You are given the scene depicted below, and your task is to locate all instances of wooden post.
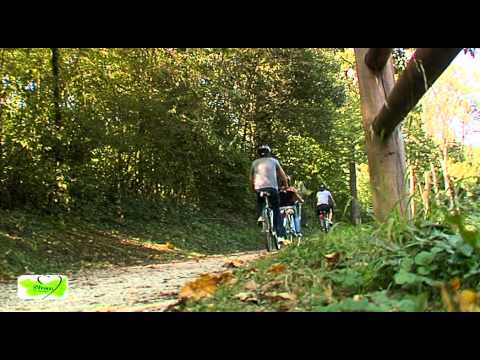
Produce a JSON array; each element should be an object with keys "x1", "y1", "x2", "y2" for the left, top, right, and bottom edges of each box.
[
  {"x1": 365, "y1": 48, "x2": 393, "y2": 72},
  {"x1": 372, "y1": 48, "x2": 462, "y2": 140},
  {"x1": 354, "y1": 48, "x2": 408, "y2": 221}
]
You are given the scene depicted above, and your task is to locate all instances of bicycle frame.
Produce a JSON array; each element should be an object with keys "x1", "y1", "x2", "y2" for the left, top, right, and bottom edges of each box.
[{"x1": 259, "y1": 191, "x2": 279, "y2": 251}]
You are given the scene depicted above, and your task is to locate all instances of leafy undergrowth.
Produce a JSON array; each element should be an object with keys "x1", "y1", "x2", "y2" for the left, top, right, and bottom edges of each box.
[
  {"x1": 175, "y1": 189, "x2": 480, "y2": 312},
  {"x1": 0, "y1": 201, "x2": 261, "y2": 280}
]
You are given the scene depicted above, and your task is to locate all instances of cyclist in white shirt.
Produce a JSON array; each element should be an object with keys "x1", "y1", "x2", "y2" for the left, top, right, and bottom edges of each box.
[{"x1": 316, "y1": 184, "x2": 335, "y2": 224}]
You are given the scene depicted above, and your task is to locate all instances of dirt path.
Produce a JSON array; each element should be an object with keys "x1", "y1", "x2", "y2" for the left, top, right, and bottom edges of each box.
[{"x1": 0, "y1": 251, "x2": 263, "y2": 312}]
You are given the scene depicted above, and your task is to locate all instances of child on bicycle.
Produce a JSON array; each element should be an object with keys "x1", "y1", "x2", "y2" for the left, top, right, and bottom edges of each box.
[{"x1": 279, "y1": 176, "x2": 304, "y2": 236}]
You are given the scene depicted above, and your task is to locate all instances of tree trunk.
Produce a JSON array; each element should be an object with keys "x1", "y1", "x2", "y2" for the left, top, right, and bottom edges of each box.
[
  {"x1": 422, "y1": 170, "x2": 432, "y2": 213},
  {"x1": 50, "y1": 48, "x2": 62, "y2": 163},
  {"x1": 349, "y1": 159, "x2": 361, "y2": 225},
  {"x1": 409, "y1": 165, "x2": 417, "y2": 218},
  {"x1": 354, "y1": 48, "x2": 409, "y2": 221},
  {"x1": 440, "y1": 145, "x2": 455, "y2": 206},
  {"x1": 51, "y1": 48, "x2": 62, "y2": 129},
  {"x1": 0, "y1": 49, "x2": 5, "y2": 176},
  {"x1": 431, "y1": 162, "x2": 440, "y2": 196}
]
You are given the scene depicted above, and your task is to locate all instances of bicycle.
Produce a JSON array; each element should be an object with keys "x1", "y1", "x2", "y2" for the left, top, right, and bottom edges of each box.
[
  {"x1": 259, "y1": 191, "x2": 280, "y2": 252},
  {"x1": 319, "y1": 209, "x2": 331, "y2": 233},
  {"x1": 280, "y1": 202, "x2": 302, "y2": 246}
]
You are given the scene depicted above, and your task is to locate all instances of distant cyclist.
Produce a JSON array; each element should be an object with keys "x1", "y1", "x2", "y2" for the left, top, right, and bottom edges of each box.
[
  {"x1": 250, "y1": 145, "x2": 288, "y2": 244},
  {"x1": 316, "y1": 184, "x2": 335, "y2": 224}
]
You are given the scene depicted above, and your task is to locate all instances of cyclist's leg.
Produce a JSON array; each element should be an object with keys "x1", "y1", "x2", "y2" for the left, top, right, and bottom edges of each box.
[
  {"x1": 256, "y1": 191, "x2": 265, "y2": 221},
  {"x1": 269, "y1": 189, "x2": 286, "y2": 238}
]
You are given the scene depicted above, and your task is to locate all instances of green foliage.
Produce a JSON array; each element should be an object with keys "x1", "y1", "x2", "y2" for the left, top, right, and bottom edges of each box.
[
  {"x1": 0, "y1": 48, "x2": 348, "y2": 215},
  {"x1": 0, "y1": 202, "x2": 262, "y2": 280},
  {"x1": 180, "y1": 184, "x2": 480, "y2": 312}
]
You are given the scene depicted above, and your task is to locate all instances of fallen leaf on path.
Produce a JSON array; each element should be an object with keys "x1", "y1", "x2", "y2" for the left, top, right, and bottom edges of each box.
[
  {"x1": 155, "y1": 242, "x2": 176, "y2": 252},
  {"x1": 324, "y1": 252, "x2": 341, "y2": 267},
  {"x1": 179, "y1": 274, "x2": 219, "y2": 300},
  {"x1": 264, "y1": 292, "x2": 297, "y2": 302},
  {"x1": 260, "y1": 280, "x2": 283, "y2": 292},
  {"x1": 217, "y1": 271, "x2": 237, "y2": 286},
  {"x1": 268, "y1": 263, "x2": 286, "y2": 274},
  {"x1": 178, "y1": 271, "x2": 237, "y2": 301},
  {"x1": 234, "y1": 292, "x2": 258, "y2": 303},
  {"x1": 224, "y1": 259, "x2": 245, "y2": 268},
  {"x1": 244, "y1": 280, "x2": 259, "y2": 291},
  {"x1": 128, "y1": 241, "x2": 177, "y2": 252}
]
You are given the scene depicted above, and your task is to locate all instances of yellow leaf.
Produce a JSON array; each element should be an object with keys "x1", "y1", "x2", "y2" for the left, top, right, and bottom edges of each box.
[
  {"x1": 268, "y1": 263, "x2": 286, "y2": 274},
  {"x1": 458, "y1": 290, "x2": 478, "y2": 312},
  {"x1": 179, "y1": 272, "x2": 235, "y2": 301}
]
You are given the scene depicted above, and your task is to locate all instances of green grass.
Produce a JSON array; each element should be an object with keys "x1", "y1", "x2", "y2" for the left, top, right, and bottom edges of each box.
[
  {"x1": 178, "y1": 188, "x2": 480, "y2": 312},
  {"x1": 0, "y1": 201, "x2": 263, "y2": 280},
  {"x1": 178, "y1": 225, "x2": 429, "y2": 312}
]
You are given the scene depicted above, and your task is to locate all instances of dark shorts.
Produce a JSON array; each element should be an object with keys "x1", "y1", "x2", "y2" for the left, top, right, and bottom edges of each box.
[{"x1": 317, "y1": 204, "x2": 332, "y2": 215}]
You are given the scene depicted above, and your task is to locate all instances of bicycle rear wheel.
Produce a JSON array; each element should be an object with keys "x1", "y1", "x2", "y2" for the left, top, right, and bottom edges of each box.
[
  {"x1": 264, "y1": 208, "x2": 279, "y2": 251},
  {"x1": 319, "y1": 214, "x2": 327, "y2": 233},
  {"x1": 286, "y1": 214, "x2": 295, "y2": 244}
]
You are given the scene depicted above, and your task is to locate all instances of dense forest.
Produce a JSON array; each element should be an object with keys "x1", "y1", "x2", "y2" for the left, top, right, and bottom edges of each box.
[
  {"x1": 0, "y1": 48, "x2": 351, "y2": 215},
  {"x1": 1, "y1": 48, "x2": 480, "y2": 312},
  {"x1": 2, "y1": 48, "x2": 478, "y2": 221}
]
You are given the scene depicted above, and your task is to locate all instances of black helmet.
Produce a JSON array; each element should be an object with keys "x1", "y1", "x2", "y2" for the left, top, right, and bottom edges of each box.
[
  {"x1": 319, "y1": 184, "x2": 326, "y2": 191},
  {"x1": 257, "y1": 144, "x2": 271, "y2": 157}
]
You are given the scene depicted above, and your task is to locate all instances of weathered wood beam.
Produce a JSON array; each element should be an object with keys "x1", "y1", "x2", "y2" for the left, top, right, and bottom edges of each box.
[
  {"x1": 365, "y1": 48, "x2": 393, "y2": 72},
  {"x1": 354, "y1": 48, "x2": 408, "y2": 221},
  {"x1": 372, "y1": 48, "x2": 462, "y2": 140}
]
